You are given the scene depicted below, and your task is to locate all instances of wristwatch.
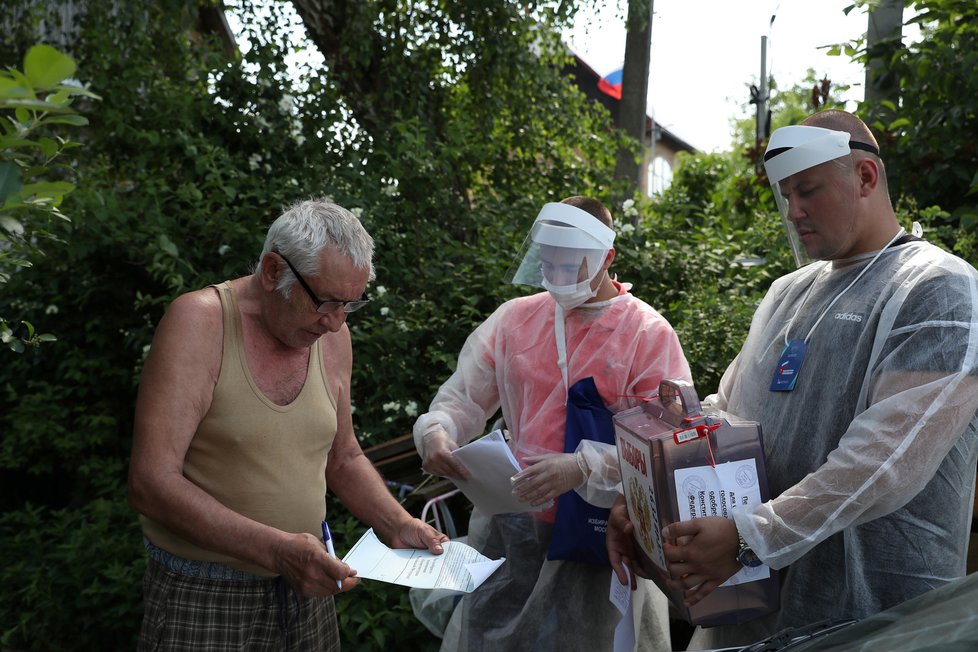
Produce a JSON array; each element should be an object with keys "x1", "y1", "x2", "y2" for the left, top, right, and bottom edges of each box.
[{"x1": 736, "y1": 531, "x2": 763, "y2": 568}]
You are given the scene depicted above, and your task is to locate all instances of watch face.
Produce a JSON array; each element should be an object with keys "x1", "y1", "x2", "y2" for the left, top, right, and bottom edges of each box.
[{"x1": 738, "y1": 548, "x2": 763, "y2": 568}]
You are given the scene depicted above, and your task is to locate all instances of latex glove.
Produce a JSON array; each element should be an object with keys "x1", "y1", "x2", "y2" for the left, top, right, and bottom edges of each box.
[
  {"x1": 510, "y1": 452, "x2": 587, "y2": 507},
  {"x1": 420, "y1": 427, "x2": 471, "y2": 480}
]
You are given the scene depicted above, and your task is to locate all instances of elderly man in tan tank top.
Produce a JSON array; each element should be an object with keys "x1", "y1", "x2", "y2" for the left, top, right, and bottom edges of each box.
[{"x1": 128, "y1": 198, "x2": 448, "y2": 651}]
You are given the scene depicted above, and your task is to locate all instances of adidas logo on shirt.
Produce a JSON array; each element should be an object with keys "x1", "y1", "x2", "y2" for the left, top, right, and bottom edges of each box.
[{"x1": 834, "y1": 312, "x2": 863, "y2": 323}]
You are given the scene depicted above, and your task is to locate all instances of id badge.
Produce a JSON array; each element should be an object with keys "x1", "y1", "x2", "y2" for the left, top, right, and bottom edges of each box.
[{"x1": 770, "y1": 339, "x2": 807, "y2": 391}]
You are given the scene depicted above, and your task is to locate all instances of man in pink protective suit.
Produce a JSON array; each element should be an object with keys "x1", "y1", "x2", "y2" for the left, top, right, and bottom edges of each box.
[{"x1": 413, "y1": 196, "x2": 691, "y2": 651}]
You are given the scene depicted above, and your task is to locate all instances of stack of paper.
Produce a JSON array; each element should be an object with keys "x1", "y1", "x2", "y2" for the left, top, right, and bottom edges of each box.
[{"x1": 450, "y1": 430, "x2": 538, "y2": 515}]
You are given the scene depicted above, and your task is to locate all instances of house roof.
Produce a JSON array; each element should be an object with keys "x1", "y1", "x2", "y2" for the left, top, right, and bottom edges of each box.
[{"x1": 566, "y1": 52, "x2": 698, "y2": 155}]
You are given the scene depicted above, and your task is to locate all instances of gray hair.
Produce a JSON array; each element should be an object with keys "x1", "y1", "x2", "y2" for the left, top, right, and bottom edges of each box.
[{"x1": 256, "y1": 198, "x2": 376, "y2": 297}]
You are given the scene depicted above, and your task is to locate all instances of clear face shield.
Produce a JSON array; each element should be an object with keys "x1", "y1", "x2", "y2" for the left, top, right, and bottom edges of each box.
[
  {"x1": 507, "y1": 203, "x2": 615, "y2": 309},
  {"x1": 764, "y1": 125, "x2": 861, "y2": 267}
]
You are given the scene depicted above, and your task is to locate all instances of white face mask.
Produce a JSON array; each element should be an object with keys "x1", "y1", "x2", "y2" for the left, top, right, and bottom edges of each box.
[{"x1": 542, "y1": 277, "x2": 597, "y2": 310}]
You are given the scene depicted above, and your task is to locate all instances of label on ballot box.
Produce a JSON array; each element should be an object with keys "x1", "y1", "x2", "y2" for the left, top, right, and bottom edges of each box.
[{"x1": 614, "y1": 380, "x2": 779, "y2": 626}]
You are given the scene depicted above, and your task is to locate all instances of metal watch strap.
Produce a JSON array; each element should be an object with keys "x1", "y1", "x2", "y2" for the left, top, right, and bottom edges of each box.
[{"x1": 737, "y1": 531, "x2": 763, "y2": 567}]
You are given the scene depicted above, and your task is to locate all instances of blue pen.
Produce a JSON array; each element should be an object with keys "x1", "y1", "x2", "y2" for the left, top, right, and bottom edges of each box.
[{"x1": 321, "y1": 520, "x2": 344, "y2": 590}]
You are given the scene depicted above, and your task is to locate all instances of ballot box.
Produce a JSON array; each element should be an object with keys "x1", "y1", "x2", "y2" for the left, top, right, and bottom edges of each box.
[{"x1": 614, "y1": 380, "x2": 779, "y2": 626}]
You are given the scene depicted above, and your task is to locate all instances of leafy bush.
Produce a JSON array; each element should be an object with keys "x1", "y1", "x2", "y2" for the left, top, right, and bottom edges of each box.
[
  {"x1": 0, "y1": 498, "x2": 144, "y2": 651},
  {"x1": 613, "y1": 151, "x2": 793, "y2": 395},
  {"x1": 855, "y1": 0, "x2": 978, "y2": 231},
  {"x1": 0, "y1": 43, "x2": 98, "y2": 351}
]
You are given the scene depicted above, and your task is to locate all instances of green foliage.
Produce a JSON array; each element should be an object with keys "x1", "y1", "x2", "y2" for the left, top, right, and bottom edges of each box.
[
  {"x1": 614, "y1": 151, "x2": 793, "y2": 395},
  {"x1": 0, "y1": 498, "x2": 144, "y2": 651},
  {"x1": 1, "y1": 318, "x2": 56, "y2": 352},
  {"x1": 0, "y1": 43, "x2": 97, "y2": 351},
  {"x1": 0, "y1": 43, "x2": 93, "y2": 268},
  {"x1": 849, "y1": 0, "x2": 978, "y2": 238}
]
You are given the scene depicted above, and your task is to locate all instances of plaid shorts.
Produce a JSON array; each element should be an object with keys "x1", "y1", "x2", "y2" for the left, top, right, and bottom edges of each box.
[{"x1": 138, "y1": 557, "x2": 340, "y2": 651}]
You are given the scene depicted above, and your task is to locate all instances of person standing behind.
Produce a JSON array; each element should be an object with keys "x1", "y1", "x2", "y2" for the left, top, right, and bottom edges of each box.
[
  {"x1": 415, "y1": 196, "x2": 691, "y2": 651},
  {"x1": 607, "y1": 110, "x2": 978, "y2": 649},
  {"x1": 128, "y1": 198, "x2": 448, "y2": 651}
]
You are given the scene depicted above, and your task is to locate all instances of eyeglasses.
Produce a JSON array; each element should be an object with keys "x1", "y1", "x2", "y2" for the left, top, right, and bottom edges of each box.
[{"x1": 276, "y1": 252, "x2": 371, "y2": 314}]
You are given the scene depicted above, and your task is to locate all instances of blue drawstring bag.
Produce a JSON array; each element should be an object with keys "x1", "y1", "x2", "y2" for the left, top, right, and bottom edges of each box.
[{"x1": 546, "y1": 376, "x2": 614, "y2": 566}]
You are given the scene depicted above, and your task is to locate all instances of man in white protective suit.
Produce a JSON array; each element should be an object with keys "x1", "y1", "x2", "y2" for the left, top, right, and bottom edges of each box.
[
  {"x1": 607, "y1": 109, "x2": 978, "y2": 650},
  {"x1": 414, "y1": 195, "x2": 692, "y2": 651}
]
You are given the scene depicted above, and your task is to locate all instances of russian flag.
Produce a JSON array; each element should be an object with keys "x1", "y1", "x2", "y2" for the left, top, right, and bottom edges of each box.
[{"x1": 598, "y1": 67, "x2": 623, "y2": 100}]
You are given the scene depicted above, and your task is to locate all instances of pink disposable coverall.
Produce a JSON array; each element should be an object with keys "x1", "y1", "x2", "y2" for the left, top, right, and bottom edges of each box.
[{"x1": 413, "y1": 281, "x2": 691, "y2": 651}]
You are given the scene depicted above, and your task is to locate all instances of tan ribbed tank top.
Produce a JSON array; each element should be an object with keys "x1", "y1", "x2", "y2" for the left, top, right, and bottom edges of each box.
[{"x1": 140, "y1": 281, "x2": 338, "y2": 575}]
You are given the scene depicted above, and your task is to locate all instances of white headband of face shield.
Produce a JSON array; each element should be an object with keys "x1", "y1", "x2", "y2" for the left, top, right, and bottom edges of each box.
[
  {"x1": 763, "y1": 125, "x2": 851, "y2": 183},
  {"x1": 508, "y1": 202, "x2": 616, "y2": 291},
  {"x1": 530, "y1": 202, "x2": 616, "y2": 249}
]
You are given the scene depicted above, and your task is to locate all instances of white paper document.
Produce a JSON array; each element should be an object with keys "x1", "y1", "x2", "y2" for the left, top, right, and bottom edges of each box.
[
  {"x1": 610, "y1": 566, "x2": 636, "y2": 652},
  {"x1": 450, "y1": 430, "x2": 541, "y2": 515},
  {"x1": 674, "y1": 459, "x2": 771, "y2": 585},
  {"x1": 342, "y1": 528, "x2": 505, "y2": 593}
]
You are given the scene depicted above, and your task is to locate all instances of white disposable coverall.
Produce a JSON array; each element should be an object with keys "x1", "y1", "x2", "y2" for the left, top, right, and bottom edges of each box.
[
  {"x1": 413, "y1": 281, "x2": 691, "y2": 652},
  {"x1": 690, "y1": 238, "x2": 978, "y2": 649}
]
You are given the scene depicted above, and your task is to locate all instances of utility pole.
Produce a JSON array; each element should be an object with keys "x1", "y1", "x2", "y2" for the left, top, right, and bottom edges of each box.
[
  {"x1": 751, "y1": 34, "x2": 770, "y2": 174},
  {"x1": 756, "y1": 35, "x2": 769, "y2": 166}
]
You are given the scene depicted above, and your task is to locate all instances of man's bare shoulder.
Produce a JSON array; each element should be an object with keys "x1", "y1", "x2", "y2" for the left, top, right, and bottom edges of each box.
[
  {"x1": 157, "y1": 285, "x2": 224, "y2": 332},
  {"x1": 135, "y1": 285, "x2": 228, "y2": 423},
  {"x1": 148, "y1": 286, "x2": 224, "y2": 363}
]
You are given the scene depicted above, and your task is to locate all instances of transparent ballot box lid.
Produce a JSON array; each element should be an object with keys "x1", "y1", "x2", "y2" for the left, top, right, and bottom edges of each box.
[{"x1": 614, "y1": 380, "x2": 779, "y2": 626}]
